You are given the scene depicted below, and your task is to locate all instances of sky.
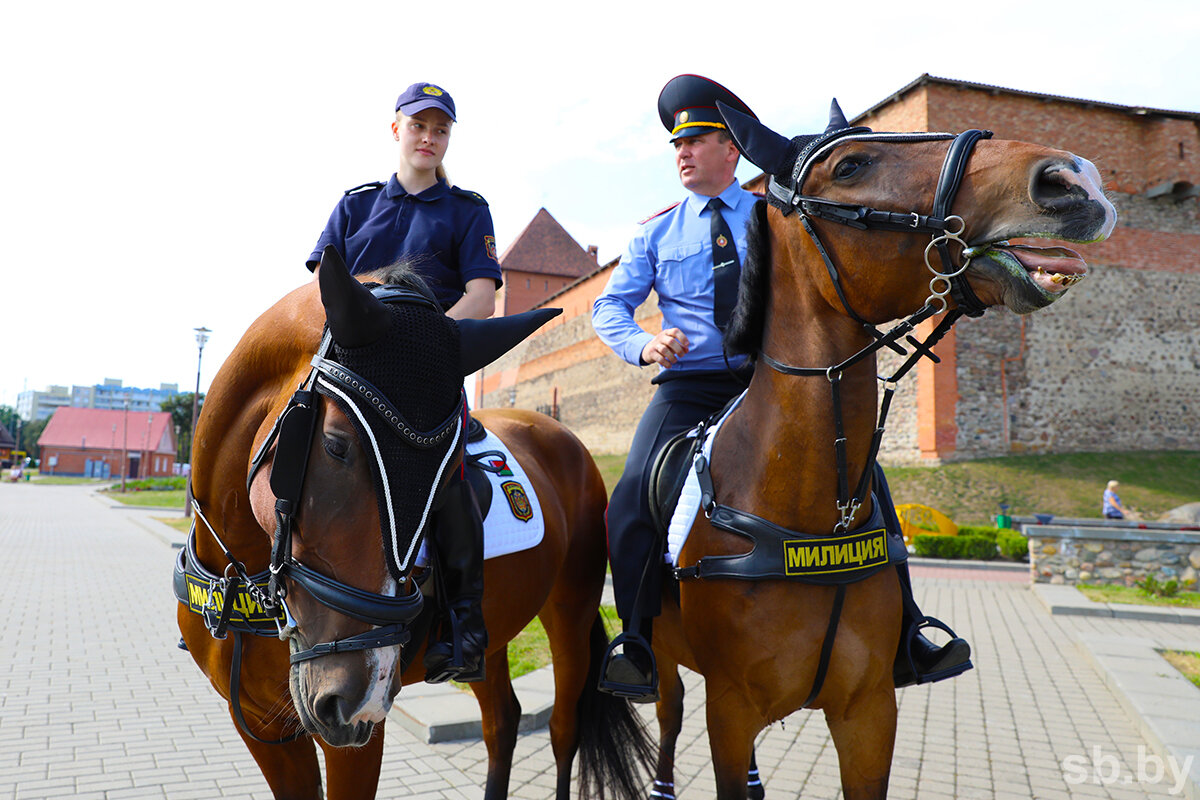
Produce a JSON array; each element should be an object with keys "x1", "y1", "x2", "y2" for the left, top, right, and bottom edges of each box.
[{"x1": 1, "y1": 0, "x2": 1197, "y2": 411}]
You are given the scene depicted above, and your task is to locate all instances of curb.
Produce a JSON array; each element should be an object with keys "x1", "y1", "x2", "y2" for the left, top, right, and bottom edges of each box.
[
  {"x1": 1031, "y1": 583, "x2": 1200, "y2": 625},
  {"x1": 909, "y1": 556, "x2": 1028, "y2": 572},
  {"x1": 390, "y1": 666, "x2": 556, "y2": 744},
  {"x1": 1077, "y1": 633, "x2": 1200, "y2": 800}
]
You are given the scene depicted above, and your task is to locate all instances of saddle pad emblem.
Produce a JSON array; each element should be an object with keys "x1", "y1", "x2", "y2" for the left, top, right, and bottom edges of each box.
[
  {"x1": 487, "y1": 456, "x2": 514, "y2": 476},
  {"x1": 501, "y1": 480, "x2": 534, "y2": 522},
  {"x1": 783, "y1": 528, "x2": 889, "y2": 577}
]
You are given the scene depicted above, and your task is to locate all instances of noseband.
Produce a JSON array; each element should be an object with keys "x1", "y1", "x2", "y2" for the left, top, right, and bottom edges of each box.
[
  {"x1": 758, "y1": 129, "x2": 992, "y2": 531},
  {"x1": 193, "y1": 285, "x2": 464, "y2": 666}
]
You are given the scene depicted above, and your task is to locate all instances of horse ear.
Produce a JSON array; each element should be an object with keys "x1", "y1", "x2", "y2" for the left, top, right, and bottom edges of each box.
[
  {"x1": 717, "y1": 100, "x2": 793, "y2": 176},
  {"x1": 317, "y1": 245, "x2": 393, "y2": 348},
  {"x1": 457, "y1": 308, "x2": 563, "y2": 376},
  {"x1": 826, "y1": 98, "x2": 850, "y2": 132}
]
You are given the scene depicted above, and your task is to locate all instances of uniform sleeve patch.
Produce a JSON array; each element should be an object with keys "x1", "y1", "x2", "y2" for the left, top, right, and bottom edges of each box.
[{"x1": 484, "y1": 235, "x2": 498, "y2": 262}]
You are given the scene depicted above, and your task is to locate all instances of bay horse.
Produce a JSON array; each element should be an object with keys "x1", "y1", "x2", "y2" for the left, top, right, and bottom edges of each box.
[
  {"x1": 176, "y1": 248, "x2": 651, "y2": 799},
  {"x1": 643, "y1": 103, "x2": 1116, "y2": 798}
]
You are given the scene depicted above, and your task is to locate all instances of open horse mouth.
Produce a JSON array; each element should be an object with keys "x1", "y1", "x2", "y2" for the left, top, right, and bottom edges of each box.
[{"x1": 966, "y1": 240, "x2": 1088, "y2": 296}]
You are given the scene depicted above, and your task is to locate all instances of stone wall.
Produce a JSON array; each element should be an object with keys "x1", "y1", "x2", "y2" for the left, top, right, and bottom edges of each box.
[{"x1": 1027, "y1": 523, "x2": 1200, "y2": 586}]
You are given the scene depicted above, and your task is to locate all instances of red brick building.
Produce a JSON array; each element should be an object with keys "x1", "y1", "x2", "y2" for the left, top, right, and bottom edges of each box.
[
  {"x1": 496, "y1": 208, "x2": 599, "y2": 315},
  {"x1": 480, "y1": 75, "x2": 1199, "y2": 462},
  {"x1": 38, "y1": 407, "x2": 178, "y2": 478}
]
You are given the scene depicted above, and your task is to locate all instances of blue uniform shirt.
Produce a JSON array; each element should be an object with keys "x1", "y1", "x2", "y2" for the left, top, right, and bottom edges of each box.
[
  {"x1": 592, "y1": 180, "x2": 755, "y2": 372},
  {"x1": 308, "y1": 175, "x2": 502, "y2": 308}
]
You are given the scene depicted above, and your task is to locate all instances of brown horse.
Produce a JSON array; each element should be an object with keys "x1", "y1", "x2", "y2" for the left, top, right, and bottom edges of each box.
[
  {"x1": 177, "y1": 250, "x2": 651, "y2": 799},
  {"x1": 644, "y1": 105, "x2": 1116, "y2": 798}
]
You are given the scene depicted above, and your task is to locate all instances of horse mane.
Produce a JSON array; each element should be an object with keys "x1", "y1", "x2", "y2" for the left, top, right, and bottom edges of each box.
[
  {"x1": 361, "y1": 260, "x2": 441, "y2": 307},
  {"x1": 723, "y1": 198, "x2": 771, "y2": 356}
]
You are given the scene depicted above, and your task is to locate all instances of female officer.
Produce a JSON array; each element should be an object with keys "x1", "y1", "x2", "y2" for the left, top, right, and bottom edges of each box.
[
  {"x1": 307, "y1": 81, "x2": 501, "y2": 320},
  {"x1": 306, "y1": 82, "x2": 501, "y2": 683}
]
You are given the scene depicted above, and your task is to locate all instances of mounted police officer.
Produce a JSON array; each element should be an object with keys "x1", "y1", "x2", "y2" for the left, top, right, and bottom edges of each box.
[
  {"x1": 307, "y1": 82, "x2": 500, "y2": 683},
  {"x1": 594, "y1": 74, "x2": 972, "y2": 702}
]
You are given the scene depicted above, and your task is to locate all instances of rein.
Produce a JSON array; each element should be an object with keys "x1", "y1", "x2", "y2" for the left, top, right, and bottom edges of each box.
[{"x1": 759, "y1": 129, "x2": 990, "y2": 531}]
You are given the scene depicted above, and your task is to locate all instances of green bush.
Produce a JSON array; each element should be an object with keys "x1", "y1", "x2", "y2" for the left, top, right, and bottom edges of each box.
[
  {"x1": 1137, "y1": 575, "x2": 1181, "y2": 598},
  {"x1": 913, "y1": 534, "x2": 998, "y2": 560},
  {"x1": 109, "y1": 476, "x2": 187, "y2": 492},
  {"x1": 997, "y1": 530, "x2": 1029, "y2": 560},
  {"x1": 956, "y1": 525, "x2": 999, "y2": 541}
]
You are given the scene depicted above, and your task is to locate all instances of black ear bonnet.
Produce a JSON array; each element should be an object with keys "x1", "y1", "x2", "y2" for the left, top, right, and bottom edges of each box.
[{"x1": 315, "y1": 295, "x2": 464, "y2": 580}]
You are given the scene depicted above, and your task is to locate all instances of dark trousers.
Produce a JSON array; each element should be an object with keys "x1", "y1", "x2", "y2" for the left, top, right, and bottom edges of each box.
[{"x1": 607, "y1": 371, "x2": 745, "y2": 622}]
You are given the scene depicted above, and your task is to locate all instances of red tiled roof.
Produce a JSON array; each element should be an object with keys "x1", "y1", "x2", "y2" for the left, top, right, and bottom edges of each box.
[
  {"x1": 38, "y1": 407, "x2": 176, "y2": 454},
  {"x1": 499, "y1": 208, "x2": 597, "y2": 278}
]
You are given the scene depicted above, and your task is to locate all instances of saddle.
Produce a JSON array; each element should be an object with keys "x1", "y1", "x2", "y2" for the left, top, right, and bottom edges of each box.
[{"x1": 462, "y1": 415, "x2": 494, "y2": 519}]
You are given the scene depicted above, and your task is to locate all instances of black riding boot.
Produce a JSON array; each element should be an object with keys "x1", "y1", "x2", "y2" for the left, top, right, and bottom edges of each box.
[
  {"x1": 424, "y1": 479, "x2": 488, "y2": 683},
  {"x1": 892, "y1": 560, "x2": 972, "y2": 687}
]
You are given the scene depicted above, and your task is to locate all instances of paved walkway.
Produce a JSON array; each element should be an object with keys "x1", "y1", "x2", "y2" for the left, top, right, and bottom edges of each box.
[{"x1": 2, "y1": 481, "x2": 1198, "y2": 799}]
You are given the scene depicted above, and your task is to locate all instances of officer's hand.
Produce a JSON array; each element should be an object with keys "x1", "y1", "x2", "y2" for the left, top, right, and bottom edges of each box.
[{"x1": 641, "y1": 328, "x2": 690, "y2": 367}]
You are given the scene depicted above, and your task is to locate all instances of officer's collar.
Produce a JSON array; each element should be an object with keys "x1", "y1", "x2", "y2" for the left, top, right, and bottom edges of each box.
[
  {"x1": 685, "y1": 179, "x2": 745, "y2": 216},
  {"x1": 386, "y1": 174, "x2": 449, "y2": 202}
]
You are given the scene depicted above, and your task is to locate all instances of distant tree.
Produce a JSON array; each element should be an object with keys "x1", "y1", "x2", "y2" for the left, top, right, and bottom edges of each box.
[
  {"x1": 21, "y1": 415, "x2": 50, "y2": 461},
  {"x1": 160, "y1": 392, "x2": 205, "y2": 463},
  {"x1": 0, "y1": 405, "x2": 18, "y2": 435}
]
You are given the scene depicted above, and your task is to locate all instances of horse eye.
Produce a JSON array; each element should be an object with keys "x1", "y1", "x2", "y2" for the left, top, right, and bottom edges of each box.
[
  {"x1": 834, "y1": 157, "x2": 867, "y2": 179},
  {"x1": 323, "y1": 435, "x2": 349, "y2": 460}
]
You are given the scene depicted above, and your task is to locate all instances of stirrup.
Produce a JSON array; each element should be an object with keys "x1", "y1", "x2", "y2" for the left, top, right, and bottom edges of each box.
[
  {"x1": 895, "y1": 615, "x2": 973, "y2": 687},
  {"x1": 424, "y1": 607, "x2": 486, "y2": 684},
  {"x1": 597, "y1": 632, "x2": 659, "y2": 702}
]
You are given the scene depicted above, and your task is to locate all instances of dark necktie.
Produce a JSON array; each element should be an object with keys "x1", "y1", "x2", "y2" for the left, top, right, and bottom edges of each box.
[{"x1": 707, "y1": 198, "x2": 740, "y2": 332}]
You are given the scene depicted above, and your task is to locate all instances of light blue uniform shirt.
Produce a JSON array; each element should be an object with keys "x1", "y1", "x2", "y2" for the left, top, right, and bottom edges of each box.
[{"x1": 592, "y1": 180, "x2": 756, "y2": 372}]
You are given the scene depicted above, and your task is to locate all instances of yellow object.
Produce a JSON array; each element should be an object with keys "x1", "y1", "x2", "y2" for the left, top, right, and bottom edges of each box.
[{"x1": 895, "y1": 504, "x2": 958, "y2": 545}]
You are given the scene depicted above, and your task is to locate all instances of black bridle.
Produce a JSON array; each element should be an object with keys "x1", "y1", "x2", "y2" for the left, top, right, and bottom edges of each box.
[
  {"x1": 194, "y1": 285, "x2": 464, "y2": 666},
  {"x1": 758, "y1": 129, "x2": 992, "y2": 531}
]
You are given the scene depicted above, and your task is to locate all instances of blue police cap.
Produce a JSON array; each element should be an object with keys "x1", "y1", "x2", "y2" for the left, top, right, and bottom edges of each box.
[
  {"x1": 395, "y1": 82, "x2": 457, "y2": 122},
  {"x1": 657, "y1": 74, "x2": 756, "y2": 142}
]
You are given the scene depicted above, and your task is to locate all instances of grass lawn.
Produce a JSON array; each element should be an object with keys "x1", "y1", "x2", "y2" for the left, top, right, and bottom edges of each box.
[
  {"x1": 1077, "y1": 583, "x2": 1200, "y2": 609},
  {"x1": 104, "y1": 488, "x2": 187, "y2": 507},
  {"x1": 884, "y1": 450, "x2": 1200, "y2": 525},
  {"x1": 1161, "y1": 650, "x2": 1200, "y2": 690},
  {"x1": 504, "y1": 605, "x2": 621, "y2": 680}
]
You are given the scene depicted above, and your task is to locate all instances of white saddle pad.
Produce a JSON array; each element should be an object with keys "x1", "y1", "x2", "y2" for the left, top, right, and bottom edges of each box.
[
  {"x1": 665, "y1": 392, "x2": 745, "y2": 566},
  {"x1": 416, "y1": 428, "x2": 545, "y2": 565}
]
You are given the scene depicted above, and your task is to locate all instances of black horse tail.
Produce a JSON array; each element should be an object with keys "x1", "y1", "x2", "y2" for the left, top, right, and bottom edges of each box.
[{"x1": 576, "y1": 614, "x2": 655, "y2": 800}]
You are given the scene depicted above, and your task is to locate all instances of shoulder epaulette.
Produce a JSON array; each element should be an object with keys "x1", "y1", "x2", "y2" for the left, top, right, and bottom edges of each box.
[
  {"x1": 639, "y1": 201, "x2": 682, "y2": 225},
  {"x1": 344, "y1": 181, "x2": 385, "y2": 196},
  {"x1": 449, "y1": 185, "x2": 489, "y2": 206}
]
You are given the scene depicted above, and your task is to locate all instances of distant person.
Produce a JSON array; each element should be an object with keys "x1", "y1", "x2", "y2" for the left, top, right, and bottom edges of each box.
[{"x1": 1103, "y1": 480, "x2": 1130, "y2": 519}]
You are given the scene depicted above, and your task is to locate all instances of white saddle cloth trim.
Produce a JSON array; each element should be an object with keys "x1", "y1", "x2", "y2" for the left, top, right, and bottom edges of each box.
[
  {"x1": 665, "y1": 391, "x2": 746, "y2": 566},
  {"x1": 416, "y1": 428, "x2": 545, "y2": 566}
]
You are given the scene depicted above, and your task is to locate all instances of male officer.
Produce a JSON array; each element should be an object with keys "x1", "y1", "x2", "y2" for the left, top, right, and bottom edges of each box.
[
  {"x1": 593, "y1": 74, "x2": 758, "y2": 700},
  {"x1": 594, "y1": 75, "x2": 972, "y2": 702}
]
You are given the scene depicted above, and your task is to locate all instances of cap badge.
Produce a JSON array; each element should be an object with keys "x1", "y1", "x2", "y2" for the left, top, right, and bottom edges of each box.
[
  {"x1": 678, "y1": 110, "x2": 690, "y2": 123},
  {"x1": 422, "y1": 85, "x2": 444, "y2": 97}
]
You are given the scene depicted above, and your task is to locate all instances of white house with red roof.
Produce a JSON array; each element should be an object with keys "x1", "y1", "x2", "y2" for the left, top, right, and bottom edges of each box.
[{"x1": 38, "y1": 407, "x2": 177, "y2": 478}]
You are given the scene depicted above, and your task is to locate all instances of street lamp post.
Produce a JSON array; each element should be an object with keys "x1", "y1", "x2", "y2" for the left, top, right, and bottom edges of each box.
[
  {"x1": 185, "y1": 326, "x2": 210, "y2": 518},
  {"x1": 121, "y1": 396, "x2": 129, "y2": 493}
]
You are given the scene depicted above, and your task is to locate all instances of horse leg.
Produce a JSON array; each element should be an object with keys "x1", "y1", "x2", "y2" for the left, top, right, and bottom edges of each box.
[
  {"x1": 539, "y1": 598, "x2": 599, "y2": 798},
  {"x1": 704, "y1": 688, "x2": 764, "y2": 800},
  {"x1": 747, "y1": 748, "x2": 764, "y2": 800},
  {"x1": 319, "y1": 723, "x2": 386, "y2": 800},
  {"x1": 824, "y1": 686, "x2": 896, "y2": 800},
  {"x1": 237, "y1": 729, "x2": 323, "y2": 800},
  {"x1": 470, "y1": 647, "x2": 521, "y2": 800},
  {"x1": 651, "y1": 660, "x2": 684, "y2": 800}
]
